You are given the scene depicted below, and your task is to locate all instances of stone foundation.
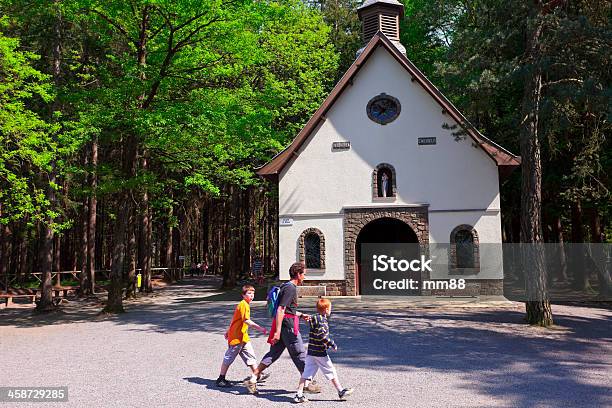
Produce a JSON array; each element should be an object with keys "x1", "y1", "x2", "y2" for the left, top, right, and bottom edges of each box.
[
  {"x1": 299, "y1": 279, "x2": 503, "y2": 297},
  {"x1": 424, "y1": 279, "x2": 503, "y2": 296},
  {"x1": 296, "y1": 207, "x2": 502, "y2": 299},
  {"x1": 343, "y1": 206, "x2": 429, "y2": 296},
  {"x1": 299, "y1": 280, "x2": 348, "y2": 297}
]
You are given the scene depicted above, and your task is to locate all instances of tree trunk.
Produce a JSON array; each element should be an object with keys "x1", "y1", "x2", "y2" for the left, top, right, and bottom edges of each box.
[
  {"x1": 202, "y1": 201, "x2": 209, "y2": 267},
  {"x1": 96, "y1": 200, "x2": 104, "y2": 272},
  {"x1": 37, "y1": 220, "x2": 55, "y2": 311},
  {"x1": 271, "y1": 186, "x2": 279, "y2": 276},
  {"x1": 37, "y1": 1, "x2": 63, "y2": 312},
  {"x1": 79, "y1": 200, "x2": 89, "y2": 295},
  {"x1": 53, "y1": 233, "x2": 61, "y2": 286},
  {"x1": 263, "y1": 194, "x2": 269, "y2": 276},
  {"x1": 588, "y1": 207, "x2": 611, "y2": 297},
  {"x1": 87, "y1": 136, "x2": 98, "y2": 294},
  {"x1": 162, "y1": 206, "x2": 173, "y2": 268},
  {"x1": 570, "y1": 201, "x2": 584, "y2": 242},
  {"x1": 173, "y1": 218, "x2": 181, "y2": 271},
  {"x1": 242, "y1": 189, "x2": 251, "y2": 278},
  {"x1": 520, "y1": 12, "x2": 552, "y2": 326},
  {"x1": 570, "y1": 201, "x2": 589, "y2": 290},
  {"x1": 143, "y1": 204, "x2": 152, "y2": 291},
  {"x1": 8, "y1": 229, "x2": 18, "y2": 280},
  {"x1": 126, "y1": 211, "x2": 137, "y2": 299},
  {"x1": 551, "y1": 214, "x2": 568, "y2": 282},
  {"x1": 105, "y1": 200, "x2": 128, "y2": 313},
  {"x1": 222, "y1": 186, "x2": 236, "y2": 288},
  {"x1": 160, "y1": 220, "x2": 168, "y2": 267},
  {"x1": 18, "y1": 226, "x2": 28, "y2": 284},
  {"x1": 105, "y1": 131, "x2": 137, "y2": 313},
  {"x1": 0, "y1": 216, "x2": 10, "y2": 291}
]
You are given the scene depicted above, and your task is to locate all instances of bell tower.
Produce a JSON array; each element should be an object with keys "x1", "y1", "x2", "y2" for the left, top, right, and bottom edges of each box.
[{"x1": 357, "y1": 0, "x2": 406, "y2": 56}]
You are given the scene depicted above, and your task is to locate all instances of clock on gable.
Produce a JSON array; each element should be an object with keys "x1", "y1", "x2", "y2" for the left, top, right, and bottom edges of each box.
[{"x1": 366, "y1": 93, "x2": 401, "y2": 125}]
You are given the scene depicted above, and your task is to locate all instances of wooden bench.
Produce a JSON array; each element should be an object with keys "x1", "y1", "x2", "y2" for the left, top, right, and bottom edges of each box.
[
  {"x1": 0, "y1": 290, "x2": 38, "y2": 307},
  {"x1": 52, "y1": 286, "x2": 80, "y2": 298}
]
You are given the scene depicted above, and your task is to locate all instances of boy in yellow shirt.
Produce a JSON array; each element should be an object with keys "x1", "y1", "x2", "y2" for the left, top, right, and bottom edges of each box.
[{"x1": 216, "y1": 285, "x2": 268, "y2": 388}]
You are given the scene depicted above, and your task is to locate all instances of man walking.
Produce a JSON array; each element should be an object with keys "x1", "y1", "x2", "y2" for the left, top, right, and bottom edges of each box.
[{"x1": 244, "y1": 262, "x2": 320, "y2": 394}]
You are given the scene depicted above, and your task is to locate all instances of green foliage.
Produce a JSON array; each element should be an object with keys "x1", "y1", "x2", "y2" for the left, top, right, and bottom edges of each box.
[
  {"x1": 437, "y1": 0, "x2": 610, "y2": 224},
  {"x1": 400, "y1": 0, "x2": 459, "y2": 80},
  {"x1": 69, "y1": 0, "x2": 338, "y2": 203},
  {"x1": 307, "y1": 0, "x2": 362, "y2": 78},
  {"x1": 0, "y1": 30, "x2": 60, "y2": 224}
]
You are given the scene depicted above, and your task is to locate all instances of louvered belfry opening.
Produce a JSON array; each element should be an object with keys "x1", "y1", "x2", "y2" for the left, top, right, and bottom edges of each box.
[
  {"x1": 362, "y1": 13, "x2": 379, "y2": 42},
  {"x1": 380, "y1": 13, "x2": 399, "y2": 40},
  {"x1": 358, "y1": 0, "x2": 404, "y2": 45}
]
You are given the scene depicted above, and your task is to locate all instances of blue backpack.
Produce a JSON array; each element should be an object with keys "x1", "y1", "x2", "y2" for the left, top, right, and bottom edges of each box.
[{"x1": 266, "y1": 283, "x2": 287, "y2": 318}]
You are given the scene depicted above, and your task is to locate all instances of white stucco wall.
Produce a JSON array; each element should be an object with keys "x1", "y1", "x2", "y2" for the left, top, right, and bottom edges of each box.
[
  {"x1": 278, "y1": 216, "x2": 345, "y2": 281},
  {"x1": 429, "y1": 210, "x2": 503, "y2": 279},
  {"x1": 277, "y1": 46, "x2": 503, "y2": 281},
  {"x1": 429, "y1": 210, "x2": 502, "y2": 244},
  {"x1": 279, "y1": 46, "x2": 500, "y2": 217}
]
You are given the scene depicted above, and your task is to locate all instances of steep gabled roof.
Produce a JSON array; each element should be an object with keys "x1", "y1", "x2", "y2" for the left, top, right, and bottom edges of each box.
[{"x1": 257, "y1": 32, "x2": 520, "y2": 179}]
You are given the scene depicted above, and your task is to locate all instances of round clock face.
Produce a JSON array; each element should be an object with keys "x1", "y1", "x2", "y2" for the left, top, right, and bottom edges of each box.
[{"x1": 367, "y1": 93, "x2": 401, "y2": 125}]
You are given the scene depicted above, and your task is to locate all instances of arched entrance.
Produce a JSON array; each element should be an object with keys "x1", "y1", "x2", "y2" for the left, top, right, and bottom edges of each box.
[
  {"x1": 343, "y1": 206, "x2": 429, "y2": 296},
  {"x1": 356, "y1": 217, "x2": 421, "y2": 295}
]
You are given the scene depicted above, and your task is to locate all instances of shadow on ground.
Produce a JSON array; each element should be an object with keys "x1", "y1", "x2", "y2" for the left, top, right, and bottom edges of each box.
[
  {"x1": 2, "y1": 276, "x2": 611, "y2": 407},
  {"x1": 183, "y1": 377, "x2": 292, "y2": 402}
]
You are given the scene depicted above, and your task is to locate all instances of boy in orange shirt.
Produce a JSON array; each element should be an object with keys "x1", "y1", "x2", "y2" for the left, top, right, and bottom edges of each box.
[{"x1": 216, "y1": 285, "x2": 268, "y2": 388}]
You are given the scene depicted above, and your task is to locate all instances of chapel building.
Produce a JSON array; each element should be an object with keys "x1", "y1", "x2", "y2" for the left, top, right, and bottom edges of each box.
[{"x1": 257, "y1": 0, "x2": 520, "y2": 297}]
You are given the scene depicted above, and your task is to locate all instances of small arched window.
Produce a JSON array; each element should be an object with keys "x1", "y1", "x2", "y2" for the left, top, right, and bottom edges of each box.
[
  {"x1": 299, "y1": 228, "x2": 325, "y2": 270},
  {"x1": 372, "y1": 163, "x2": 397, "y2": 199},
  {"x1": 455, "y1": 230, "x2": 475, "y2": 268},
  {"x1": 304, "y1": 233, "x2": 321, "y2": 269},
  {"x1": 450, "y1": 225, "x2": 480, "y2": 272}
]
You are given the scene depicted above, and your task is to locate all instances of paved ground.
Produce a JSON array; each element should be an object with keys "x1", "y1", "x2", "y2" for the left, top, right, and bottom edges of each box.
[{"x1": 1, "y1": 277, "x2": 611, "y2": 408}]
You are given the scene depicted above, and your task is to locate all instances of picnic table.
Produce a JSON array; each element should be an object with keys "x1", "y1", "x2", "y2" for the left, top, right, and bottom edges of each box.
[
  {"x1": 0, "y1": 286, "x2": 80, "y2": 308},
  {"x1": 0, "y1": 289, "x2": 38, "y2": 307}
]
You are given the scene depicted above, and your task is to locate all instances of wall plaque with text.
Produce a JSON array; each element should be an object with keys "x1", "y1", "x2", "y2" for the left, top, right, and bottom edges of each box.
[
  {"x1": 418, "y1": 137, "x2": 437, "y2": 145},
  {"x1": 332, "y1": 141, "x2": 351, "y2": 150},
  {"x1": 279, "y1": 218, "x2": 293, "y2": 226}
]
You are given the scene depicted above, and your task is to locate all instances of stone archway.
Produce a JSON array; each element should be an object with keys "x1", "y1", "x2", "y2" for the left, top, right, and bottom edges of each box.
[{"x1": 343, "y1": 206, "x2": 429, "y2": 295}]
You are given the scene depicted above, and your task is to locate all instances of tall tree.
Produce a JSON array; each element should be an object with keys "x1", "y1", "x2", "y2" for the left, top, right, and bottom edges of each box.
[
  {"x1": 519, "y1": 1, "x2": 557, "y2": 327},
  {"x1": 0, "y1": 29, "x2": 61, "y2": 309},
  {"x1": 438, "y1": 0, "x2": 610, "y2": 324},
  {"x1": 69, "y1": 0, "x2": 337, "y2": 312}
]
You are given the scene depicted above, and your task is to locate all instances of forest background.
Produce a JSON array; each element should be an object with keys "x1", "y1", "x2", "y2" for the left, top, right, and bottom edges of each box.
[{"x1": 0, "y1": 0, "x2": 609, "y2": 320}]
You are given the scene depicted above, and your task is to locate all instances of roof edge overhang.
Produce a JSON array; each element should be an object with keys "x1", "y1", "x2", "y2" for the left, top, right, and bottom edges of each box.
[{"x1": 256, "y1": 32, "x2": 520, "y2": 180}]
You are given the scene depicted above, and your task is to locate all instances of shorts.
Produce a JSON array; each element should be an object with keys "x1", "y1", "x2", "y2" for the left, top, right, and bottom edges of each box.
[
  {"x1": 223, "y1": 342, "x2": 257, "y2": 367},
  {"x1": 301, "y1": 355, "x2": 337, "y2": 380}
]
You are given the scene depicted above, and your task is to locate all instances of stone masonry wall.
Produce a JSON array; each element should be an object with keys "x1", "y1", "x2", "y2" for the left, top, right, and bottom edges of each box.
[{"x1": 343, "y1": 206, "x2": 429, "y2": 296}]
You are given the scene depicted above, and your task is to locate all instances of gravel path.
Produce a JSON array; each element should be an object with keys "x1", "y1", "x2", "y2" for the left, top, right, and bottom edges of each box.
[{"x1": 1, "y1": 277, "x2": 610, "y2": 408}]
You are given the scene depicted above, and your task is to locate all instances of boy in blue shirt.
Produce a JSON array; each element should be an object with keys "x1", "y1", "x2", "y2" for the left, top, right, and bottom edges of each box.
[{"x1": 293, "y1": 298, "x2": 353, "y2": 403}]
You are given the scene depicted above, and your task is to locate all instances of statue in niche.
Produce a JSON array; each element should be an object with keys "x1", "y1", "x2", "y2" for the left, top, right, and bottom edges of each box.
[
  {"x1": 378, "y1": 171, "x2": 393, "y2": 197},
  {"x1": 381, "y1": 173, "x2": 389, "y2": 197},
  {"x1": 376, "y1": 167, "x2": 394, "y2": 197}
]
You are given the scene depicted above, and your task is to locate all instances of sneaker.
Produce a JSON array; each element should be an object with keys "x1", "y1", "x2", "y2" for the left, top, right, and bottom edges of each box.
[
  {"x1": 338, "y1": 388, "x2": 354, "y2": 400},
  {"x1": 257, "y1": 372, "x2": 270, "y2": 383},
  {"x1": 293, "y1": 394, "x2": 309, "y2": 403},
  {"x1": 243, "y1": 379, "x2": 258, "y2": 395},
  {"x1": 215, "y1": 378, "x2": 232, "y2": 388},
  {"x1": 303, "y1": 381, "x2": 321, "y2": 394}
]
